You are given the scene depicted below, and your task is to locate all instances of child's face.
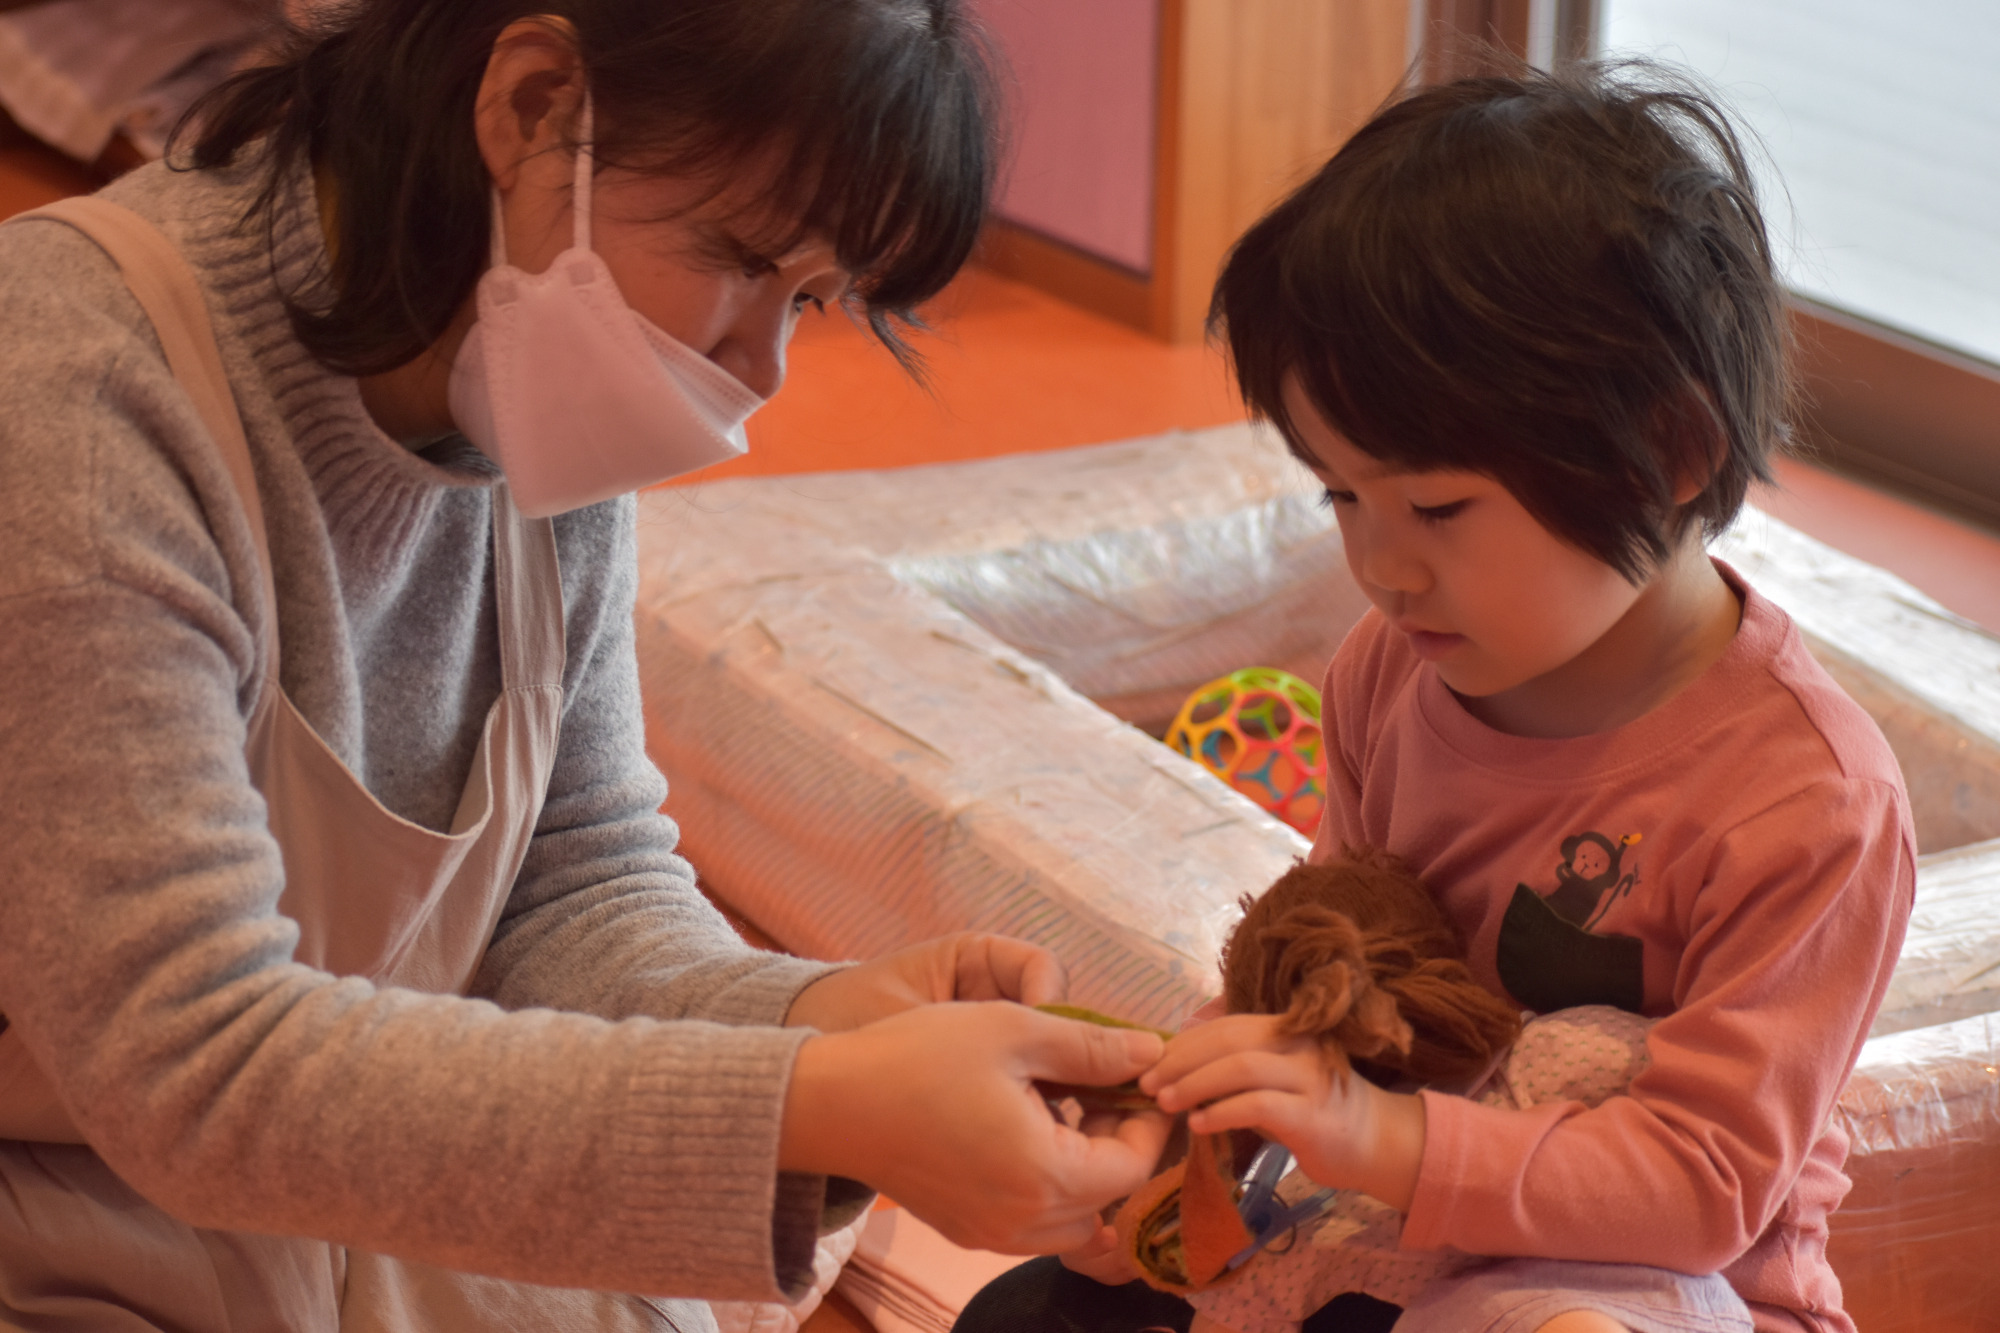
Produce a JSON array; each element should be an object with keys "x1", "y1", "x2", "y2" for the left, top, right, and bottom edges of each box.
[{"x1": 1285, "y1": 381, "x2": 1658, "y2": 725}]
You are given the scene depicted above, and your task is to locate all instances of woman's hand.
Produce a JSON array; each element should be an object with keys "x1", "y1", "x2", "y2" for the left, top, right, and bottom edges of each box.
[
  {"x1": 1058, "y1": 1222, "x2": 1140, "y2": 1285},
  {"x1": 1138, "y1": 1013, "x2": 1427, "y2": 1213},
  {"x1": 780, "y1": 1001, "x2": 1172, "y2": 1254},
  {"x1": 784, "y1": 932, "x2": 1066, "y2": 1032}
]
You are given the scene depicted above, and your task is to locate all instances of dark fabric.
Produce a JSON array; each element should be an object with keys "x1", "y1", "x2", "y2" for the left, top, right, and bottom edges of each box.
[{"x1": 951, "y1": 1256, "x2": 1404, "y2": 1333}]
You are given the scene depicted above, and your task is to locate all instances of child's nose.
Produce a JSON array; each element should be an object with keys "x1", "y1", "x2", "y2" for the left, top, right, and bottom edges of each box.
[{"x1": 1349, "y1": 522, "x2": 1430, "y2": 597}]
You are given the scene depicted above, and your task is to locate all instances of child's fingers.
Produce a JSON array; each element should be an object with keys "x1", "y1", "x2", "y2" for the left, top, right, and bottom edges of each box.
[
  {"x1": 1150, "y1": 1046, "x2": 1323, "y2": 1114},
  {"x1": 1137, "y1": 1012, "x2": 1294, "y2": 1092},
  {"x1": 1183, "y1": 1087, "x2": 1312, "y2": 1140}
]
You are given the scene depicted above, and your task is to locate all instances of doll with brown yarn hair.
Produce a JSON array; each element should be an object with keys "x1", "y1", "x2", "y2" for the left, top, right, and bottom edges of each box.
[
  {"x1": 1108, "y1": 846, "x2": 1523, "y2": 1298},
  {"x1": 1102, "y1": 848, "x2": 1676, "y2": 1333}
]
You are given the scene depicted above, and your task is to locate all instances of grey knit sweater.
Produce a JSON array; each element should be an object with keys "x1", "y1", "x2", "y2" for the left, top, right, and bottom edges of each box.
[{"x1": 0, "y1": 151, "x2": 846, "y2": 1296}]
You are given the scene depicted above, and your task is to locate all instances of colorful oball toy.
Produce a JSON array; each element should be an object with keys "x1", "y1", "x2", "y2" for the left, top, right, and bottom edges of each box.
[{"x1": 1165, "y1": 668, "x2": 1327, "y2": 836}]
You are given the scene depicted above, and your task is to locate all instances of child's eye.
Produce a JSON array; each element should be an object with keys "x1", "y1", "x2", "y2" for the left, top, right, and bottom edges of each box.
[
  {"x1": 1318, "y1": 488, "x2": 1357, "y2": 509},
  {"x1": 1412, "y1": 500, "x2": 1469, "y2": 524},
  {"x1": 791, "y1": 292, "x2": 827, "y2": 315}
]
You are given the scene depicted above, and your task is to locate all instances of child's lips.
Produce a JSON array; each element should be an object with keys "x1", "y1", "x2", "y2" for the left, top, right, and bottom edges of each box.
[{"x1": 1401, "y1": 626, "x2": 1466, "y2": 659}]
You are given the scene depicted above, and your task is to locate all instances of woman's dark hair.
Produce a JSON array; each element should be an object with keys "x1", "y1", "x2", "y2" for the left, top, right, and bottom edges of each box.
[
  {"x1": 1212, "y1": 59, "x2": 1789, "y2": 580},
  {"x1": 181, "y1": 0, "x2": 999, "y2": 377}
]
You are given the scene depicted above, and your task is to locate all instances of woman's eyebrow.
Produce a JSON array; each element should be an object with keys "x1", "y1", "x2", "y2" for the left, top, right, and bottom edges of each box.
[{"x1": 685, "y1": 221, "x2": 774, "y2": 270}]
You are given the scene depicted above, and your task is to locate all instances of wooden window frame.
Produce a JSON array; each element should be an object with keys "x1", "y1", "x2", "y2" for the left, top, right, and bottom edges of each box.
[{"x1": 978, "y1": 0, "x2": 1412, "y2": 345}]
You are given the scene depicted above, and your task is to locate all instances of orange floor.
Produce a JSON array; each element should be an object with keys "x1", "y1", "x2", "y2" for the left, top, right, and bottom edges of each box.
[{"x1": 724, "y1": 266, "x2": 1243, "y2": 478}]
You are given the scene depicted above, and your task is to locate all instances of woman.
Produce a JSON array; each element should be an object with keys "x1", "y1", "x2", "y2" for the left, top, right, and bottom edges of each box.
[{"x1": 0, "y1": 1, "x2": 1164, "y2": 1325}]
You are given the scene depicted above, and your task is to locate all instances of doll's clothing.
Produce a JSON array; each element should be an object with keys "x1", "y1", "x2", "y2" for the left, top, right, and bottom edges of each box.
[{"x1": 1395, "y1": 1257, "x2": 1753, "y2": 1333}]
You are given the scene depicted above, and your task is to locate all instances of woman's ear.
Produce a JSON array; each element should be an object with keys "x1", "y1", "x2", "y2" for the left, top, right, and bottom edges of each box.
[{"x1": 472, "y1": 17, "x2": 585, "y2": 194}]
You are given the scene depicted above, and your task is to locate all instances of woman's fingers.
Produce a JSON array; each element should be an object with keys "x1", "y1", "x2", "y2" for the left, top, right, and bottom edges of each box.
[
  {"x1": 782, "y1": 932, "x2": 1067, "y2": 1029},
  {"x1": 953, "y1": 933, "x2": 1068, "y2": 1006},
  {"x1": 784, "y1": 1002, "x2": 1170, "y2": 1256},
  {"x1": 1017, "y1": 1006, "x2": 1164, "y2": 1090},
  {"x1": 1095, "y1": 1104, "x2": 1174, "y2": 1167},
  {"x1": 1060, "y1": 1223, "x2": 1139, "y2": 1284}
]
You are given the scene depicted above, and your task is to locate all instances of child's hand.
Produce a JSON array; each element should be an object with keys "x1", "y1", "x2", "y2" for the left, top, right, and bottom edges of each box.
[
  {"x1": 784, "y1": 932, "x2": 1068, "y2": 1032},
  {"x1": 781, "y1": 1001, "x2": 1173, "y2": 1254},
  {"x1": 1138, "y1": 1013, "x2": 1427, "y2": 1213}
]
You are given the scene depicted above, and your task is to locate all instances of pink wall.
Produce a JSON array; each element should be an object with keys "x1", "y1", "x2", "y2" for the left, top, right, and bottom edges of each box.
[{"x1": 972, "y1": 0, "x2": 1158, "y2": 274}]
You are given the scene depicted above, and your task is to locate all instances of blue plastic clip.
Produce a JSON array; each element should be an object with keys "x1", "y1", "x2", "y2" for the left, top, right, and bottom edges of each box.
[{"x1": 1226, "y1": 1143, "x2": 1340, "y2": 1272}]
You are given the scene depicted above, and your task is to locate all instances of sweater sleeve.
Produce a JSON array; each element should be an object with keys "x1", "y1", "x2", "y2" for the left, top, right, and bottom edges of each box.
[
  {"x1": 1401, "y1": 776, "x2": 1914, "y2": 1272},
  {"x1": 464, "y1": 496, "x2": 857, "y2": 1284},
  {"x1": 0, "y1": 222, "x2": 824, "y2": 1301},
  {"x1": 466, "y1": 495, "x2": 838, "y2": 1031}
]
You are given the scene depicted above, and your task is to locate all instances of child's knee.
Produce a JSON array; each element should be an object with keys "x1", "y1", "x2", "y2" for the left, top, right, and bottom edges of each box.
[{"x1": 1533, "y1": 1312, "x2": 1631, "y2": 1333}]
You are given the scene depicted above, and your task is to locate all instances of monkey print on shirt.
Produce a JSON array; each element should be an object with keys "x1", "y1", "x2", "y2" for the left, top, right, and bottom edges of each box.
[{"x1": 1496, "y1": 831, "x2": 1646, "y2": 1014}]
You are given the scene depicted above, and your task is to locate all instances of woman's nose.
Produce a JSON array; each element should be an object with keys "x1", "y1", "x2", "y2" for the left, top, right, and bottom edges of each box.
[
  {"x1": 708, "y1": 329, "x2": 787, "y2": 402},
  {"x1": 704, "y1": 293, "x2": 797, "y2": 401}
]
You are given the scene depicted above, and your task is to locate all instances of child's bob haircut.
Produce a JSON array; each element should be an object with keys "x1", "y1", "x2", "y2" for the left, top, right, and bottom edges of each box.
[{"x1": 1213, "y1": 60, "x2": 1790, "y2": 582}]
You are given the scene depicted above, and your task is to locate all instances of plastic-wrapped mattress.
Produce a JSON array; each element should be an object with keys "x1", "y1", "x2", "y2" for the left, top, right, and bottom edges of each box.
[
  {"x1": 0, "y1": 0, "x2": 269, "y2": 161},
  {"x1": 633, "y1": 424, "x2": 2000, "y2": 1330}
]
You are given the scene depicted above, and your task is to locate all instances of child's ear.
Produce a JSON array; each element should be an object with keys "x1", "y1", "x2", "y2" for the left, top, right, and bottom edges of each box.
[{"x1": 1662, "y1": 381, "x2": 1726, "y2": 507}]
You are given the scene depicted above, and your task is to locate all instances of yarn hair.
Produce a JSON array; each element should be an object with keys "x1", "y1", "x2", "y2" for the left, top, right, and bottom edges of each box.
[{"x1": 1220, "y1": 846, "x2": 1522, "y2": 1085}]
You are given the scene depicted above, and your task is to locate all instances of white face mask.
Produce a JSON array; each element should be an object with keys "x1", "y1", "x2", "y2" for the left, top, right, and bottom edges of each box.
[{"x1": 448, "y1": 94, "x2": 764, "y2": 518}]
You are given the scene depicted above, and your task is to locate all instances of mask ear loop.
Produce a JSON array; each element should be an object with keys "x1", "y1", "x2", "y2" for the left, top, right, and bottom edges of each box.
[
  {"x1": 484, "y1": 87, "x2": 593, "y2": 270},
  {"x1": 488, "y1": 190, "x2": 509, "y2": 269},
  {"x1": 572, "y1": 89, "x2": 594, "y2": 252}
]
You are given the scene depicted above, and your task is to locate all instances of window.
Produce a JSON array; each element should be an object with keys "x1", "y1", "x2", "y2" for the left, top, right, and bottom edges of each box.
[
  {"x1": 1602, "y1": 0, "x2": 2000, "y2": 370},
  {"x1": 1423, "y1": 0, "x2": 2000, "y2": 522}
]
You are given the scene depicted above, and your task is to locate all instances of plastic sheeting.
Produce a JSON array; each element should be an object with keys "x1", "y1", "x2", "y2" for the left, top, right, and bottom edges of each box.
[
  {"x1": 1874, "y1": 838, "x2": 2000, "y2": 1037},
  {"x1": 633, "y1": 424, "x2": 2000, "y2": 1329},
  {"x1": 0, "y1": 0, "x2": 268, "y2": 161},
  {"x1": 1832, "y1": 1012, "x2": 2000, "y2": 1333},
  {"x1": 1716, "y1": 511, "x2": 2000, "y2": 855},
  {"x1": 891, "y1": 494, "x2": 1364, "y2": 734},
  {"x1": 634, "y1": 427, "x2": 1329, "y2": 1029}
]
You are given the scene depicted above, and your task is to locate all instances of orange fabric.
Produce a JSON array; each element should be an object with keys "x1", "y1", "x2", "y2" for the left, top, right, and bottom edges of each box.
[
  {"x1": 1114, "y1": 1131, "x2": 1253, "y2": 1297},
  {"x1": 1176, "y1": 1131, "x2": 1253, "y2": 1290}
]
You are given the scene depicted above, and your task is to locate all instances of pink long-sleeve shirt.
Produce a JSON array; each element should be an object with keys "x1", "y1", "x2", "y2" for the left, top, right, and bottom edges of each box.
[{"x1": 1312, "y1": 563, "x2": 1914, "y2": 1333}]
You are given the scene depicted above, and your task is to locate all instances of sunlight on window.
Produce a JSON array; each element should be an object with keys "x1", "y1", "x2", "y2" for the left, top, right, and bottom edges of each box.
[{"x1": 1601, "y1": 0, "x2": 2000, "y2": 368}]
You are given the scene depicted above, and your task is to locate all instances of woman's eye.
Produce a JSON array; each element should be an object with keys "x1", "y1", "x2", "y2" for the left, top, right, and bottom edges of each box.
[
  {"x1": 1318, "y1": 488, "x2": 1357, "y2": 509},
  {"x1": 1412, "y1": 500, "x2": 1469, "y2": 524},
  {"x1": 792, "y1": 292, "x2": 827, "y2": 315}
]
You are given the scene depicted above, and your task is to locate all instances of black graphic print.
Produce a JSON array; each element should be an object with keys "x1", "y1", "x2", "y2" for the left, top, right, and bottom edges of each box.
[{"x1": 1496, "y1": 831, "x2": 1646, "y2": 1015}]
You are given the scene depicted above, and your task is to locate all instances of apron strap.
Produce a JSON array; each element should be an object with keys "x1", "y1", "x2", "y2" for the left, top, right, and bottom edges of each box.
[
  {"x1": 491, "y1": 488, "x2": 567, "y2": 692},
  {"x1": 17, "y1": 197, "x2": 282, "y2": 675}
]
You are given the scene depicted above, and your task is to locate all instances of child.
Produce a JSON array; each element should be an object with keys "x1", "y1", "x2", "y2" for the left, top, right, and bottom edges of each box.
[{"x1": 957, "y1": 58, "x2": 1915, "y2": 1333}]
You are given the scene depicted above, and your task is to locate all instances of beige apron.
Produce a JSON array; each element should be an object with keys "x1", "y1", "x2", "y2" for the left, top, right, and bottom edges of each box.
[{"x1": 0, "y1": 199, "x2": 701, "y2": 1331}]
